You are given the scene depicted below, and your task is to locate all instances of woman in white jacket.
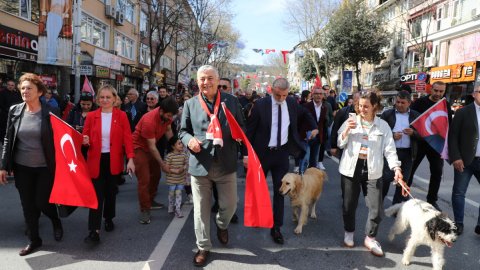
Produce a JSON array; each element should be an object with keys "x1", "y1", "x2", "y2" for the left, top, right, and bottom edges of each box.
[{"x1": 338, "y1": 91, "x2": 402, "y2": 257}]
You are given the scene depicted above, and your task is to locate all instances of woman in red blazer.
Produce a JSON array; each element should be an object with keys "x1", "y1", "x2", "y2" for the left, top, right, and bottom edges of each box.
[{"x1": 82, "y1": 85, "x2": 135, "y2": 244}]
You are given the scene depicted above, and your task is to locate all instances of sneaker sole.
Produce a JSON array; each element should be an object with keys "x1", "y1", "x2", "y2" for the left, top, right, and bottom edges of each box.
[
  {"x1": 344, "y1": 242, "x2": 354, "y2": 248},
  {"x1": 139, "y1": 220, "x2": 151, "y2": 224},
  {"x1": 364, "y1": 243, "x2": 383, "y2": 257}
]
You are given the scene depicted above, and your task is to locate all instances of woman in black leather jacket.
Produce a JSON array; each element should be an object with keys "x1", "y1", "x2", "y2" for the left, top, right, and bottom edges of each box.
[{"x1": 0, "y1": 73, "x2": 63, "y2": 256}]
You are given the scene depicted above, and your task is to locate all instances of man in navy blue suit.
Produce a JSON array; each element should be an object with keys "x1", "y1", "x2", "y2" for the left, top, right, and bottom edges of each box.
[{"x1": 246, "y1": 78, "x2": 317, "y2": 244}]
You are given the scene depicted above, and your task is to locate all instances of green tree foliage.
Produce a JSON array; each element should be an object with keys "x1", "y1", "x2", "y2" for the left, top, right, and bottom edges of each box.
[
  {"x1": 325, "y1": 0, "x2": 390, "y2": 90},
  {"x1": 299, "y1": 51, "x2": 327, "y2": 81}
]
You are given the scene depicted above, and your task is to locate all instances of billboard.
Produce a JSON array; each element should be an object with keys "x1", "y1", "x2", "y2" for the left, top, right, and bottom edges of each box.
[{"x1": 37, "y1": 0, "x2": 73, "y2": 66}]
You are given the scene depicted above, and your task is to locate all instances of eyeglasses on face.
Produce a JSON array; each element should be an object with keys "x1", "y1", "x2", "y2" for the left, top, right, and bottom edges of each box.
[
  {"x1": 81, "y1": 92, "x2": 93, "y2": 97},
  {"x1": 218, "y1": 85, "x2": 228, "y2": 90},
  {"x1": 146, "y1": 97, "x2": 157, "y2": 101}
]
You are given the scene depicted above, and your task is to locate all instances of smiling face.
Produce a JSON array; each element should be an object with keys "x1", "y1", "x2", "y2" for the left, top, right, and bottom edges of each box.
[
  {"x1": 358, "y1": 97, "x2": 376, "y2": 121},
  {"x1": 197, "y1": 69, "x2": 219, "y2": 99},
  {"x1": 97, "y1": 88, "x2": 116, "y2": 111}
]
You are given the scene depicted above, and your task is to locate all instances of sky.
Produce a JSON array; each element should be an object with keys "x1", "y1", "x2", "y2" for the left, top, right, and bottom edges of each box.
[{"x1": 230, "y1": 0, "x2": 300, "y2": 66}]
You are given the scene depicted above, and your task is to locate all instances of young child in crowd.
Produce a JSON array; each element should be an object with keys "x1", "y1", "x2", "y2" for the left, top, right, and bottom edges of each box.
[{"x1": 165, "y1": 136, "x2": 188, "y2": 218}]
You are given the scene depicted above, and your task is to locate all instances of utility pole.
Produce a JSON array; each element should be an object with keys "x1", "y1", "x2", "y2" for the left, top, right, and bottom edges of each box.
[{"x1": 73, "y1": 0, "x2": 83, "y2": 103}]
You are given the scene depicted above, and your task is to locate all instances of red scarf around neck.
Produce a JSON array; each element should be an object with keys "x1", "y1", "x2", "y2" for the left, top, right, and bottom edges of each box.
[{"x1": 198, "y1": 91, "x2": 223, "y2": 147}]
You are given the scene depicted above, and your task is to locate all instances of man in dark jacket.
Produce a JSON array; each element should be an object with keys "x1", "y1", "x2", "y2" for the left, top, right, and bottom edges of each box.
[
  {"x1": 408, "y1": 81, "x2": 452, "y2": 211},
  {"x1": 380, "y1": 90, "x2": 420, "y2": 205},
  {"x1": 0, "y1": 79, "x2": 22, "y2": 144},
  {"x1": 448, "y1": 85, "x2": 480, "y2": 235}
]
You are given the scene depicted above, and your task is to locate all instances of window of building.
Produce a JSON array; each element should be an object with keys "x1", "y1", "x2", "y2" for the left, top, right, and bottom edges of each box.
[
  {"x1": 140, "y1": 43, "x2": 150, "y2": 66},
  {"x1": 0, "y1": 0, "x2": 39, "y2": 22},
  {"x1": 81, "y1": 13, "x2": 108, "y2": 48},
  {"x1": 410, "y1": 18, "x2": 422, "y2": 38},
  {"x1": 117, "y1": 0, "x2": 135, "y2": 23},
  {"x1": 115, "y1": 32, "x2": 135, "y2": 59},
  {"x1": 160, "y1": 55, "x2": 173, "y2": 71},
  {"x1": 140, "y1": 11, "x2": 148, "y2": 32}
]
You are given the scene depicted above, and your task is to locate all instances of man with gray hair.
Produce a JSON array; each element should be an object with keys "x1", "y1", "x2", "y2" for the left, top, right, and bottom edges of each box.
[
  {"x1": 122, "y1": 88, "x2": 147, "y2": 132},
  {"x1": 179, "y1": 65, "x2": 245, "y2": 267},
  {"x1": 246, "y1": 77, "x2": 317, "y2": 244}
]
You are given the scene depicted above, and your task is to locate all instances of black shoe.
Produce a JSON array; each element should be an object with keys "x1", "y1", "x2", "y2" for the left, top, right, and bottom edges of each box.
[
  {"x1": 105, "y1": 219, "x2": 115, "y2": 232},
  {"x1": 270, "y1": 228, "x2": 284, "y2": 245},
  {"x1": 230, "y1": 213, "x2": 239, "y2": 224},
  {"x1": 429, "y1": 202, "x2": 442, "y2": 211},
  {"x1": 475, "y1": 225, "x2": 480, "y2": 235},
  {"x1": 455, "y1": 223, "x2": 464, "y2": 235},
  {"x1": 19, "y1": 240, "x2": 42, "y2": 256},
  {"x1": 84, "y1": 231, "x2": 100, "y2": 244},
  {"x1": 52, "y1": 219, "x2": 63, "y2": 241}
]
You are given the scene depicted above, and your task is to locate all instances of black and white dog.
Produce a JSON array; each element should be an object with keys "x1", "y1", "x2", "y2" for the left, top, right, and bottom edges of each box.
[{"x1": 385, "y1": 199, "x2": 457, "y2": 270}]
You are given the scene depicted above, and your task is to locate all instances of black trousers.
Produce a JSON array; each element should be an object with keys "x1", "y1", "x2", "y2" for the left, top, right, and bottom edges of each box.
[
  {"x1": 88, "y1": 153, "x2": 119, "y2": 231},
  {"x1": 341, "y1": 159, "x2": 383, "y2": 237},
  {"x1": 407, "y1": 141, "x2": 444, "y2": 203},
  {"x1": 14, "y1": 163, "x2": 59, "y2": 243},
  {"x1": 260, "y1": 146, "x2": 289, "y2": 228}
]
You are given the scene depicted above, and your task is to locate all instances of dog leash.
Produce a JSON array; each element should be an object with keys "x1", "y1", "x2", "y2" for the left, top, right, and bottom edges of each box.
[{"x1": 394, "y1": 178, "x2": 430, "y2": 212}]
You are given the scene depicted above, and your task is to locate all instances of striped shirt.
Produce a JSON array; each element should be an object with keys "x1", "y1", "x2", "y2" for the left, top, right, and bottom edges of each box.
[{"x1": 165, "y1": 151, "x2": 188, "y2": 185}]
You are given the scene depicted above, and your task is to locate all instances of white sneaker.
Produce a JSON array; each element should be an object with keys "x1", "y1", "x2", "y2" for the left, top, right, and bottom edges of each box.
[
  {"x1": 344, "y1": 231, "x2": 354, "y2": 247},
  {"x1": 364, "y1": 236, "x2": 383, "y2": 256},
  {"x1": 317, "y1": 162, "x2": 325, "y2": 170},
  {"x1": 293, "y1": 166, "x2": 300, "y2": 174}
]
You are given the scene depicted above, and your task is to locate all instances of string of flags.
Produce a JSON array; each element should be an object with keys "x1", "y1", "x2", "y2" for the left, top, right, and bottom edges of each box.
[{"x1": 205, "y1": 40, "x2": 325, "y2": 65}]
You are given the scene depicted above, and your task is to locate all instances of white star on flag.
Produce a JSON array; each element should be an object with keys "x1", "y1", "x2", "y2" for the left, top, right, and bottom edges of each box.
[{"x1": 68, "y1": 160, "x2": 77, "y2": 172}]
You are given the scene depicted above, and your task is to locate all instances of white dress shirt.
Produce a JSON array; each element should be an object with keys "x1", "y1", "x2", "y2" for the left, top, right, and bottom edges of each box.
[
  {"x1": 269, "y1": 96, "x2": 290, "y2": 147},
  {"x1": 314, "y1": 101, "x2": 322, "y2": 122},
  {"x1": 393, "y1": 110, "x2": 411, "y2": 149}
]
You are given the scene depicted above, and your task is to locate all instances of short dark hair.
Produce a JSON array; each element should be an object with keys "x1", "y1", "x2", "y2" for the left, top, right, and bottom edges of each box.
[
  {"x1": 396, "y1": 90, "x2": 411, "y2": 102},
  {"x1": 220, "y1": 77, "x2": 231, "y2": 84},
  {"x1": 167, "y1": 135, "x2": 180, "y2": 153},
  {"x1": 159, "y1": 96, "x2": 179, "y2": 115}
]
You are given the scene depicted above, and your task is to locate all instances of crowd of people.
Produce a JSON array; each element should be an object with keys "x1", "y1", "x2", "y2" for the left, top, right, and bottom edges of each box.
[{"x1": 0, "y1": 69, "x2": 479, "y2": 268}]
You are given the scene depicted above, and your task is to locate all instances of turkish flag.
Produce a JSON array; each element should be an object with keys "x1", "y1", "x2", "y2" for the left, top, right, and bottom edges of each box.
[
  {"x1": 411, "y1": 98, "x2": 449, "y2": 156},
  {"x1": 49, "y1": 114, "x2": 98, "y2": 210},
  {"x1": 314, "y1": 75, "x2": 322, "y2": 88},
  {"x1": 221, "y1": 103, "x2": 273, "y2": 228}
]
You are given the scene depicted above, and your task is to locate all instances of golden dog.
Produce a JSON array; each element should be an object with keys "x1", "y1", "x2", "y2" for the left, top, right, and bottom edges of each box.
[{"x1": 279, "y1": 167, "x2": 327, "y2": 234}]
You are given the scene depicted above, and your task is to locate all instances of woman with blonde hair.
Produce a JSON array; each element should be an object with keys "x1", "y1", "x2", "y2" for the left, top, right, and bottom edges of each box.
[
  {"x1": 0, "y1": 73, "x2": 63, "y2": 256},
  {"x1": 82, "y1": 85, "x2": 135, "y2": 243}
]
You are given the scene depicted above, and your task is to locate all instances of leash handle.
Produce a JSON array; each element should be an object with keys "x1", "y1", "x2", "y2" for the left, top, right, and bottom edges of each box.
[{"x1": 395, "y1": 178, "x2": 411, "y2": 198}]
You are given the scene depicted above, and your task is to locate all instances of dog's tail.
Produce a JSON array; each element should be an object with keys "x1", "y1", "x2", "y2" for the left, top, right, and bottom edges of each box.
[{"x1": 385, "y1": 202, "x2": 405, "y2": 217}]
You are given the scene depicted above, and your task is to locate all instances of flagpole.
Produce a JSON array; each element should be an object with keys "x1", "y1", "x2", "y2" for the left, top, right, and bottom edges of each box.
[{"x1": 73, "y1": 0, "x2": 83, "y2": 103}]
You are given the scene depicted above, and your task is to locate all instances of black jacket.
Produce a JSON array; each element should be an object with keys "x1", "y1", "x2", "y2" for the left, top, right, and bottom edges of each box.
[
  {"x1": 380, "y1": 108, "x2": 421, "y2": 160},
  {"x1": 1, "y1": 102, "x2": 59, "y2": 174},
  {"x1": 448, "y1": 103, "x2": 479, "y2": 166}
]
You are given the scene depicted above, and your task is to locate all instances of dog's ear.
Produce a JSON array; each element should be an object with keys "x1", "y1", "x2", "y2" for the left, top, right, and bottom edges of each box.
[{"x1": 426, "y1": 218, "x2": 437, "y2": 241}]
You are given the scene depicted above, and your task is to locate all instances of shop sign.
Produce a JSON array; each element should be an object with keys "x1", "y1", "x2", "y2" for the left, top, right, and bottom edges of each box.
[
  {"x1": 373, "y1": 69, "x2": 389, "y2": 83},
  {"x1": 80, "y1": 65, "x2": 93, "y2": 76},
  {"x1": 96, "y1": 66, "x2": 110, "y2": 78},
  {"x1": 0, "y1": 25, "x2": 38, "y2": 62},
  {"x1": 93, "y1": 49, "x2": 121, "y2": 70},
  {"x1": 131, "y1": 67, "x2": 144, "y2": 78},
  {"x1": 39, "y1": 75, "x2": 57, "y2": 87},
  {"x1": 430, "y1": 61, "x2": 477, "y2": 83},
  {"x1": 400, "y1": 73, "x2": 417, "y2": 83}
]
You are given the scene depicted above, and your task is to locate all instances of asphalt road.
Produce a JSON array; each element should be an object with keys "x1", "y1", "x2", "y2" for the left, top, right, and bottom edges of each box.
[{"x1": 0, "y1": 155, "x2": 479, "y2": 270}]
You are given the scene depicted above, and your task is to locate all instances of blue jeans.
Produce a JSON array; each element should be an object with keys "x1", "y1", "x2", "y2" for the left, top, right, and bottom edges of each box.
[
  {"x1": 299, "y1": 141, "x2": 310, "y2": 174},
  {"x1": 452, "y1": 158, "x2": 480, "y2": 224}
]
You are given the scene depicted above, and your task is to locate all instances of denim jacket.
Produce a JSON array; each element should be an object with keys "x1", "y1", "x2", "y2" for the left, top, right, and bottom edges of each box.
[{"x1": 338, "y1": 115, "x2": 400, "y2": 180}]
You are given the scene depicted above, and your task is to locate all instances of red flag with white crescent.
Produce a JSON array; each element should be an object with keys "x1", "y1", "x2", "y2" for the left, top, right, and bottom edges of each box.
[
  {"x1": 49, "y1": 114, "x2": 98, "y2": 209},
  {"x1": 221, "y1": 103, "x2": 273, "y2": 228},
  {"x1": 411, "y1": 98, "x2": 449, "y2": 157}
]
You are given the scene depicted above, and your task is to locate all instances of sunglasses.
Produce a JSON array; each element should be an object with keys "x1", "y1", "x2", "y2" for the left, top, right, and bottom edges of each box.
[
  {"x1": 81, "y1": 92, "x2": 93, "y2": 97},
  {"x1": 218, "y1": 85, "x2": 228, "y2": 90}
]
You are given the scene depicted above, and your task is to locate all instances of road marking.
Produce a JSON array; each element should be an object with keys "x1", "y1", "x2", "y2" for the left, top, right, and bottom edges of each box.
[
  {"x1": 142, "y1": 204, "x2": 193, "y2": 270},
  {"x1": 327, "y1": 154, "x2": 480, "y2": 208}
]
